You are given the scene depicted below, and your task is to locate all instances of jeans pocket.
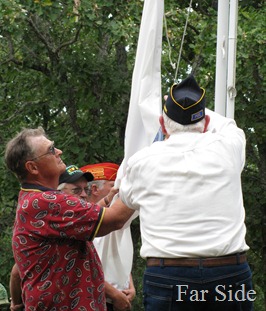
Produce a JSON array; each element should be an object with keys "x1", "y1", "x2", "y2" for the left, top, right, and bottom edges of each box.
[
  {"x1": 144, "y1": 280, "x2": 174, "y2": 311},
  {"x1": 233, "y1": 274, "x2": 255, "y2": 310},
  {"x1": 234, "y1": 274, "x2": 253, "y2": 289},
  {"x1": 214, "y1": 274, "x2": 255, "y2": 311}
]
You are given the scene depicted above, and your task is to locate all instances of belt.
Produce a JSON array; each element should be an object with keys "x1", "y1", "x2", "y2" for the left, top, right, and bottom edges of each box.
[{"x1": 146, "y1": 253, "x2": 247, "y2": 268}]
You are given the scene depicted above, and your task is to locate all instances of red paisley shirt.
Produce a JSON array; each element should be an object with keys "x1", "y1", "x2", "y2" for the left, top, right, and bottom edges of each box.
[{"x1": 12, "y1": 184, "x2": 106, "y2": 311}]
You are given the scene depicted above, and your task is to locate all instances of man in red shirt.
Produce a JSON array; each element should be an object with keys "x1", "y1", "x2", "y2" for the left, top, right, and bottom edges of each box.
[{"x1": 5, "y1": 128, "x2": 133, "y2": 311}]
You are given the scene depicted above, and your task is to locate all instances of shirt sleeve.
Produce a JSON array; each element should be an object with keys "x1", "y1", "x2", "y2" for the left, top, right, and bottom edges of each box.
[
  {"x1": 19, "y1": 191, "x2": 104, "y2": 242},
  {"x1": 206, "y1": 108, "x2": 246, "y2": 170},
  {"x1": 119, "y1": 163, "x2": 139, "y2": 211}
]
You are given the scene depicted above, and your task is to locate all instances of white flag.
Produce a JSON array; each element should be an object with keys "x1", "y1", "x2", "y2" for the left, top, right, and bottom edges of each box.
[
  {"x1": 115, "y1": 0, "x2": 164, "y2": 187},
  {"x1": 95, "y1": 0, "x2": 164, "y2": 292}
]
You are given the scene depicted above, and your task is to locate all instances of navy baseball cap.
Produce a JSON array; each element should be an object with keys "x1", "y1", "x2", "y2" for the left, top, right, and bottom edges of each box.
[{"x1": 59, "y1": 165, "x2": 94, "y2": 184}]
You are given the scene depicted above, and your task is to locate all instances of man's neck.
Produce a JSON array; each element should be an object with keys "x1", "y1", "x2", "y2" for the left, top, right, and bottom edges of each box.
[
  {"x1": 24, "y1": 177, "x2": 58, "y2": 190},
  {"x1": 21, "y1": 182, "x2": 54, "y2": 192}
]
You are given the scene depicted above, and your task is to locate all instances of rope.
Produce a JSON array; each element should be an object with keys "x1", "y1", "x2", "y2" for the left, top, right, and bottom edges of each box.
[
  {"x1": 164, "y1": 0, "x2": 193, "y2": 83},
  {"x1": 164, "y1": 14, "x2": 176, "y2": 70}
]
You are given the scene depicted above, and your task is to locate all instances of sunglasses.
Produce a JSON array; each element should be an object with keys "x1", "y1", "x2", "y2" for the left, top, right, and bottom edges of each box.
[{"x1": 29, "y1": 144, "x2": 56, "y2": 161}]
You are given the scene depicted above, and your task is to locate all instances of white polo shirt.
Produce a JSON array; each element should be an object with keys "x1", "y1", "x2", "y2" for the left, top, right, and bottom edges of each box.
[{"x1": 119, "y1": 109, "x2": 249, "y2": 259}]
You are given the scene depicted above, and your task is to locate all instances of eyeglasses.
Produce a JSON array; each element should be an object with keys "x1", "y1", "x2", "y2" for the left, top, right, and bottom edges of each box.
[
  {"x1": 68, "y1": 187, "x2": 89, "y2": 195},
  {"x1": 29, "y1": 144, "x2": 56, "y2": 161}
]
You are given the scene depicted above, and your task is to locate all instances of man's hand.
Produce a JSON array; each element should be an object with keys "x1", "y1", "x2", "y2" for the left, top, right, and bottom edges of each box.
[
  {"x1": 122, "y1": 287, "x2": 136, "y2": 302},
  {"x1": 10, "y1": 302, "x2": 24, "y2": 311},
  {"x1": 112, "y1": 290, "x2": 131, "y2": 311}
]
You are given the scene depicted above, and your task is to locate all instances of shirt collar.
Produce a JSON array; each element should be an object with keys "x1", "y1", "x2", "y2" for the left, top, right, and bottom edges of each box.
[{"x1": 21, "y1": 183, "x2": 55, "y2": 192}]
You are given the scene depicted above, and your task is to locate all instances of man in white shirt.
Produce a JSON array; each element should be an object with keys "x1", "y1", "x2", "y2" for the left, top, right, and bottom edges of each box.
[
  {"x1": 119, "y1": 75, "x2": 254, "y2": 311},
  {"x1": 81, "y1": 163, "x2": 136, "y2": 311}
]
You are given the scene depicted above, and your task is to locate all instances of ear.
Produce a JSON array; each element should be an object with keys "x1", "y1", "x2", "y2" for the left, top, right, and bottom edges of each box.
[
  {"x1": 203, "y1": 115, "x2": 210, "y2": 133},
  {"x1": 91, "y1": 184, "x2": 99, "y2": 195},
  {"x1": 159, "y1": 115, "x2": 168, "y2": 136},
  {"x1": 25, "y1": 161, "x2": 39, "y2": 175}
]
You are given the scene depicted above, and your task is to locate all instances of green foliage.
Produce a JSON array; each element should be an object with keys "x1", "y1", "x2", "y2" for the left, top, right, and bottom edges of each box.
[
  {"x1": 0, "y1": 0, "x2": 265, "y2": 309},
  {"x1": 236, "y1": 8, "x2": 266, "y2": 310},
  {"x1": 131, "y1": 218, "x2": 145, "y2": 310},
  {"x1": 0, "y1": 227, "x2": 14, "y2": 292},
  {"x1": 0, "y1": 0, "x2": 140, "y2": 165}
]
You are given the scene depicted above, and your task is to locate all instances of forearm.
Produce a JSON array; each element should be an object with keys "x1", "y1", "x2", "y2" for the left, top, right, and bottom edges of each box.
[
  {"x1": 10, "y1": 264, "x2": 24, "y2": 310},
  {"x1": 97, "y1": 188, "x2": 119, "y2": 208},
  {"x1": 105, "y1": 281, "x2": 120, "y2": 301},
  {"x1": 129, "y1": 274, "x2": 135, "y2": 291},
  {"x1": 96, "y1": 198, "x2": 134, "y2": 236}
]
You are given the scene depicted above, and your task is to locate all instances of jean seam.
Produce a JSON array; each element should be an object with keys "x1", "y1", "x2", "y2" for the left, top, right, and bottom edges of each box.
[{"x1": 145, "y1": 267, "x2": 251, "y2": 284}]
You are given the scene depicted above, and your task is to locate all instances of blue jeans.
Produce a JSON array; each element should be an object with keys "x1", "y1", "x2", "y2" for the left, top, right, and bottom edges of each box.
[{"x1": 143, "y1": 262, "x2": 254, "y2": 311}]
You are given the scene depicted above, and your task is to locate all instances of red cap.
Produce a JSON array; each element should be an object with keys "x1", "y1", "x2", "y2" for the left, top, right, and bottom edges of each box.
[{"x1": 80, "y1": 162, "x2": 119, "y2": 181}]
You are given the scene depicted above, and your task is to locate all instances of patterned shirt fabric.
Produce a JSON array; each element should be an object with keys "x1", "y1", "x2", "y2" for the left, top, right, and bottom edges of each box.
[{"x1": 12, "y1": 185, "x2": 106, "y2": 311}]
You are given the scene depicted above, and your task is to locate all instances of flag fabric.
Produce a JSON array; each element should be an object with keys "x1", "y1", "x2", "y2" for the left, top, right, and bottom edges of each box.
[
  {"x1": 94, "y1": 0, "x2": 164, "y2": 293},
  {"x1": 116, "y1": 0, "x2": 164, "y2": 186}
]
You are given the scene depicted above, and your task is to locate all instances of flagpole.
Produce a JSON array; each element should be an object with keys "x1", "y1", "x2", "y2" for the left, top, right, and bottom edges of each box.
[
  {"x1": 226, "y1": 0, "x2": 238, "y2": 119},
  {"x1": 214, "y1": 0, "x2": 229, "y2": 117}
]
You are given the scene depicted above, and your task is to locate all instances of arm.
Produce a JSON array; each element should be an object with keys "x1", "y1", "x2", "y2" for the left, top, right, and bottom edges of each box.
[
  {"x1": 205, "y1": 108, "x2": 246, "y2": 169},
  {"x1": 105, "y1": 281, "x2": 131, "y2": 311},
  {"x1": 122, "y1": 274, "x2": 136, "y2": 302},
  {"x1": 206, "y1": 108, "x2": 244, "y2": 135},
  {"x1": 97, "y1": 187, "x2": 119, "y2": 207},
  {"x1": 96, "y1": 197, "x2": 134, "y2": 237},
  {"x1": 9, "y1": 264, "x2": 24, "y2": 311}
]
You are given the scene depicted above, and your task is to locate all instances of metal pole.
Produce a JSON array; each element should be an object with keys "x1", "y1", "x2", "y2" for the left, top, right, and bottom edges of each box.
[
  {"x1": 214, "y1": 0, "x2": 230, "y2": 117},
  {"x1": 226, "y1": 0, "x2": 238, "y2": 119}
]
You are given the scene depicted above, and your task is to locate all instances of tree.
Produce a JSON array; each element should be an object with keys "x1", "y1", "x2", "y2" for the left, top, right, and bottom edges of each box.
[{"x1": 0, "y1": 0, "x2": 265, "y2": 309}]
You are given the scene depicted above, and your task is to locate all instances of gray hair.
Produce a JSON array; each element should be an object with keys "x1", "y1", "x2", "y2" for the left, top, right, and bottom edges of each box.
[
  {"x1": 57, "y1": 183, "x2": 66, "y2": 190},
  {"x1": 87, "y1": 180, "x2": 105, "y2": 196},
  {"x1": 4, "y1": 127, "x2": 47, "y2": 182},
  {"x1": 163, "y1": 112, "x2": 205, "y2": 135}
]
